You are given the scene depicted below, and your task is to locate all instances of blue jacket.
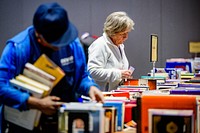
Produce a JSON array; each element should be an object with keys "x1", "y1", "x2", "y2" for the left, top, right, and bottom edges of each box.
[{"x1": 0, "y1": 26, "x2": 98, "y2": 132}]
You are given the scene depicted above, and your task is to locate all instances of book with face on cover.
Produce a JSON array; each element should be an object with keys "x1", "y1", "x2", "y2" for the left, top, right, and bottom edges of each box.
[{"x1": 33, "y1": 54, "x2": 65, "y2": 88}]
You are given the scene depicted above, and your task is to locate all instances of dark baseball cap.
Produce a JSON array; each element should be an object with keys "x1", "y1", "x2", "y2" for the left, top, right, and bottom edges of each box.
[{"x1": 33, "y1": 2, "x2": 78, "y2": 47}]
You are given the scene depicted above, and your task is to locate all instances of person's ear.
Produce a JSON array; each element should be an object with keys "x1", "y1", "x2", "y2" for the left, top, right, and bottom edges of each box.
[{"x1": 35, "y1": 31, "x2": 42, "y2": 43}]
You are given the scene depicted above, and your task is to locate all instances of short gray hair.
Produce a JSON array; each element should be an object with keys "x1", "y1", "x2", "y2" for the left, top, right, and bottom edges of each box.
[{"x1": 103, "y1": 11, "x2": 135, "y2": 36}]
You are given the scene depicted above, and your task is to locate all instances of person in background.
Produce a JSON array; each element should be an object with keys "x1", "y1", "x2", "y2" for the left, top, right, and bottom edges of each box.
[
  {"x1": 0, "y1": 2, "x2": 104, "y2": 133},
  {"x1": 88, "y1": 11, "x2": 135, "y2": 91}
]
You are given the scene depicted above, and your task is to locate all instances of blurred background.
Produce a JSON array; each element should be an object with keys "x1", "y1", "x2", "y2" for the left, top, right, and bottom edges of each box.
[{"x1": 0, "y1": 0, "x2": 200, "y2": 78}]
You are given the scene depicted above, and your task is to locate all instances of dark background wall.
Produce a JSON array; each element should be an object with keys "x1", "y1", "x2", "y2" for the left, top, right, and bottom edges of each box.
[{"x1": 0, "y1": 0, "x2": 200, "y2": 78}]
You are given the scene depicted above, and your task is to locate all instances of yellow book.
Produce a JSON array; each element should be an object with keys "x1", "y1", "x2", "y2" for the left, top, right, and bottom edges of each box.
[
  {"x1": 16, "y1": 74, "x2": 51, "y2": 96},
  {"x1": 34, "y1": 54, "x2": 65, "y2": 88}
]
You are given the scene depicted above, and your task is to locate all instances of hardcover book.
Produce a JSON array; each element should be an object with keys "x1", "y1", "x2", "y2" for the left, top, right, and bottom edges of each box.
[
  {"x1": 103, "y1": 101, "x2": 125, "y2": 131},
  {"x1": 137, "y1": 95, "x2": 197, "y2": 133},
  {"x1": 148, "y1": 109, "x2": 193, "y2": 133},
  {"x1": 103, "y1": 107, "x2": 117, "y2": 133},
  {"x1": 58, "y1": 102, "x2": 104, "y2": 133}
]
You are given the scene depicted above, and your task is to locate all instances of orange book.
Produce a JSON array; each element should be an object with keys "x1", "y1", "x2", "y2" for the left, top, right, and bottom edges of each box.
[
  {"x1": 138, "y1": 95, "x2": 197, "y2": 133},
  {"x1": 34, "y1": 54, "x2": 65, "y2": 88},
  {"x1": 123, "y1": 79, "x2": 156, "y2": 90}
]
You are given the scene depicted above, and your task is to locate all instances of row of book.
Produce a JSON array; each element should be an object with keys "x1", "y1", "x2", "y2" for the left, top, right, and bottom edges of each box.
[{"x1": 57, "y1": 89, "x2": 200, "y2": 133}]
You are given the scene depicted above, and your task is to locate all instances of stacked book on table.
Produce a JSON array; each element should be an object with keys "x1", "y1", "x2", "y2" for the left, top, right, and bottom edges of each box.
[{"x1": 4, "y1": 54, "x2": 65, "y2": 130}]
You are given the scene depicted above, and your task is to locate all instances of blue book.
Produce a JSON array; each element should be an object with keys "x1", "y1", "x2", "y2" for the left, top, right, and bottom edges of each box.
[
  {"x1": 178, "y1": 83, "x2": 200, "y2": 88},
  {"x1": 103, "y1": 101, "x2": 125, "y2": 131},
  {"x1": 170, "y1": 88, "x2": 200, "y2": 95}
]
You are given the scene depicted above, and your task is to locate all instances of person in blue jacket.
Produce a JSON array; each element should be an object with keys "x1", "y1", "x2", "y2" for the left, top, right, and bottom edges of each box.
[{"x1": 0, "y1": 2, "x2": 104, "y2": 133}]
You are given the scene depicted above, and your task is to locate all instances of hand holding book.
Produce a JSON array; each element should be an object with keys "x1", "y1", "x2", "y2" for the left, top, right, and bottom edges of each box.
[
  {"x1": 121, "y1": 66, "x2": 135, "y2": 80},
  {"x1": 27, "y1": 96, "x2": 63, "y2": 115}
]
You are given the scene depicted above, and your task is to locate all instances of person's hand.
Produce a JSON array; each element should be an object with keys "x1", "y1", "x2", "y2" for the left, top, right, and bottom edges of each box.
[
  {"x1": 121, "y1": 70, "x2": 132, "y2": 79},
  {"x1": 27, "y1": 96, "x2": 63, "y2": 115},
  {"x1": 88, "y1": 86, "x2": 104, "y2": 103}
]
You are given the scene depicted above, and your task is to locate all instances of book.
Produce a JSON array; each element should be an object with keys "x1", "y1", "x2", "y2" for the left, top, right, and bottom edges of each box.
[
  {"x1": 4, "y1": 54, "x2": 65, "y2": 130},
  {"x1": 103, "y1": 107, "x2": 117, "y2": 133},
  {"x1": 137, "y1": 95, "x2": 197, "y2": 133},
  {"x1": 16, "y1": 74, "x2": 51, "y2": 96},
  {"x1": 148, "y1": 109, "x2": 194, "y2": 133},
  {"x1": 103, "y1": 101, "x2": 125, "y2": 131},
  {"x1": 102, "y1": 91, "x2": 130, "y2": 99},
  {"x1": 197, "y1": 97, "x2": 200, "y2": 133},
  {"x1": 123, "y1": 78, "x2": 156, "y2": 90},
  {"x1": 178, "y1": 83, "x2": 200, "y2": 88},
  {"x1": 170, "y1": 88, "x2": 200, "y2": 95},
  {"x1": 23, "y1": 62, "x2": 55, "y2": 88},
  {"x1": 4, "y1": 79, "x2": 44, "y2": 130},
  {"x1": 58, "y1": 102, "x2": 104, "y2": 133},
  {"x1": 34, "y1": 54, "x2": 65, "y2": 88}
]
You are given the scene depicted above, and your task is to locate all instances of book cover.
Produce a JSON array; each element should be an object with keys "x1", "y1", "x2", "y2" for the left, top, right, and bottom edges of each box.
[
  {"x1": 103, "y1": 107, "x2": 117, "y2": 133},
  {"x1": 139, "y1": 95, "x2": 197, "y2": 133},
  {"x1": 103, "y1": 101, "x2": 125, "y2": 131},
  {"x1": 148, "y1": 109, "x2": 194, "y2": 133},
  {"x1": 4, "y1": 79, "x2": 44, "y2": 130},
  {"x1": 34, "y1": 54, "x2": 65, "y2": 88},
  {"x1": 58, "y1": 102, "x2": 104, "y2": 133}
]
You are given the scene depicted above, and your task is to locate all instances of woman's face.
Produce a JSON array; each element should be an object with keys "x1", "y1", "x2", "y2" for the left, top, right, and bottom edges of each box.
[{"x1": 110, "y1": 29, "x2": 130, "y2": 46}]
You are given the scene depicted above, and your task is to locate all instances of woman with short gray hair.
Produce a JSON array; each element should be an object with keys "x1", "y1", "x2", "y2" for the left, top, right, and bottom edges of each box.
[{"x1": 88, "y1": 11, "x2": 135, "y2": 91}]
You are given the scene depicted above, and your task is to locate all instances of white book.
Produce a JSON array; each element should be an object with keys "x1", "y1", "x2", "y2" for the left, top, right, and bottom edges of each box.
[
  {"x1": 4, "y1": 79, "x2": 44, "y2": 130},
  {"x1": 23, "y1": 63, "x2": 55, "y2": 88},
  {"x1": 16, "y1": 74, "x2": 51, "y2": 96}
]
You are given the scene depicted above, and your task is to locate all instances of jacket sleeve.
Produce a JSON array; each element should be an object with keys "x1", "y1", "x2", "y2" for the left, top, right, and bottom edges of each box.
[
  {"x1": 72, "y1": 38, "x2": 100, "y2": 96},
  {"x1": 0, "y1": 43, "x2": 30, "y2": 111}
]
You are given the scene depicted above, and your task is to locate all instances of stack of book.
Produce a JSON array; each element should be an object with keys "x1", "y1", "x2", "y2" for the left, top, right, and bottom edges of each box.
[{"x1": 4, "y1": 54, "x2": 65, "y2": 130}]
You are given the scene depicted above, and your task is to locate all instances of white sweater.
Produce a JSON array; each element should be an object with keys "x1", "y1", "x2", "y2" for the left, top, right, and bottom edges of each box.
[{"x1": 88, "y1": 33, "x2": 129, "y2": 91}]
